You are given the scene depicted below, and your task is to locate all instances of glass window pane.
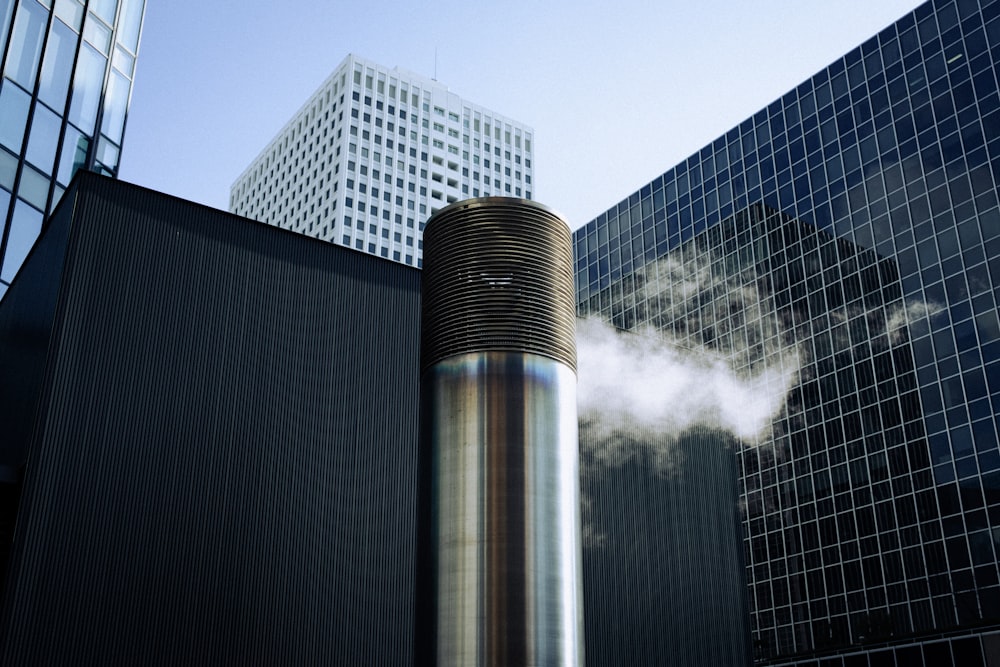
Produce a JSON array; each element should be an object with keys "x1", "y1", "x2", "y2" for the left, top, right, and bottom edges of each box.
[
  {"x1": 95, "y1": 134, "x2": 118, "y2": 170},
  {"x1": 38, "y1": 18, "x2": 79, "y2": 110},
  {"x1": 111, "y1": 44, "x2": 134, "y2": 77},
  {"x1": 83, "y1": 12, "x2": 112, "y2": 54},
  {"x1": 0, "y1": 148, "x2": 17, "y2": 189},
  {"x1": 100, "y1": 69, "x2": 129, "y2": 143},
  {"x1": 0, "y1": 0, "x2": 16, "y2": 54},
  {"x1": 25, "y1": 103, "x2": 61, "y2": 174},
  {"x1": 56, "y1": 125, "x2": 88, "y2": 185},
  {"x1": 89, "y1": 0, "x2": 116, "y2": 25},
  {"x1": 67, "y1": 44, "x2": 107, "y2": 134},
  {"x1": 1, "y1": 199, "x2": 43, "y2": 282},
  {"x1": 53, "y1": 0, "x2": 84, "y2": 30},
  {"x1": 0, "y1": 188, "x2": 9, "y2": 234},
  {"x1": 3, "y1": 0, "x2": 48, "y2": 89},
  {"x1": 0, "y1": 78, "x2": 31, "y2": 152},
  {"x1": 116, "y1": 0, "x2": 142, "y2": 52},
  {"x1": 17, "y1": 164, "x2": 49, "y2": 210}
]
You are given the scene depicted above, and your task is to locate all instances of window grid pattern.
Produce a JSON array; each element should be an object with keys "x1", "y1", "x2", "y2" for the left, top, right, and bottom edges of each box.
[
  {"x1": 0, "y1": 0, "x2": 145, "y2": 300},
  {"x1": 230, "y1": 54, "x2": 534, "y2": 269},
  {"x1": 573, "y1": 0, "x2": 1000, "y2": 662}
]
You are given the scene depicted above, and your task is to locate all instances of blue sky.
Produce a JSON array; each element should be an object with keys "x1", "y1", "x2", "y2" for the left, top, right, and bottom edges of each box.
[{"x1": 118, "y1": 0, "x2": 925, "y2": 229}]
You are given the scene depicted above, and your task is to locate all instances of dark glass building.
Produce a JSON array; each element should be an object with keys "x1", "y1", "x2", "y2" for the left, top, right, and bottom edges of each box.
[
  {"x1": 0, "y1": 0, "x2": 145, "y2": 300},
  {"x1": 574, "y1": 0, "x2": 1000, "y2": 664}
]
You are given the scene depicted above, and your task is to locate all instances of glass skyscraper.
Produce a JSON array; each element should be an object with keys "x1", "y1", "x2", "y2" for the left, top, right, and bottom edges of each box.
[
  {"x1": 574, "y1": 0, "x2": 1000, "y2": 663},
  {"x1": 0, "y1": 0, "x2": 144, "y2": 300}
]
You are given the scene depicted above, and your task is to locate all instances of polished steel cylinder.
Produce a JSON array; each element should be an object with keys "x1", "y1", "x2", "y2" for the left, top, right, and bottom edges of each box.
[{"x1": 417, "y1": 198, "x2": 583, "y2": 667}]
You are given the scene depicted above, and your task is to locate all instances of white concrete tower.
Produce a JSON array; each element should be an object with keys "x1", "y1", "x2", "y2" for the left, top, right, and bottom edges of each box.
[{"x1": 230, "y1": 54, "x2": 534, "y2": 268}]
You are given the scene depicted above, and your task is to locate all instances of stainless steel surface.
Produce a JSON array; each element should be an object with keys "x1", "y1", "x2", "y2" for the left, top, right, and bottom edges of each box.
[
  {"x1": 422, "y1": 351, "x2": 583, "y2": 666},
  {"x1": 418, "y1": 197, "x2": 583, "y2": 666},
  {"x1": 421, "y1": 197, "x2": 576, "y2": 372}
]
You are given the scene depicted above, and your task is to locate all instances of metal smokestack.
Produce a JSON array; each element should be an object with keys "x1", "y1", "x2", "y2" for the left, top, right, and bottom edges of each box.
[{"x1": 416, "y1": 198, "x2": 583, "y2": 666}]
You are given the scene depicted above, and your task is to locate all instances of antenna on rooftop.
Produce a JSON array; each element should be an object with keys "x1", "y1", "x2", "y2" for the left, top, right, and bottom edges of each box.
[{"x1": 434, "y1": 47, "x2": 438, "y2": 81}]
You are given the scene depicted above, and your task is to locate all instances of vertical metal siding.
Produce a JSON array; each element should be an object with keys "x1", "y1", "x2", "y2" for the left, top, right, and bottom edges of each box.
[
  {"x1": 0, "y1": 173, "x2": 756, "y2": 666},
  {"x1": 0, "y1": 174, "x2": 420, "y2": 666},
  {"x1": 580, "y1": 425, "x2": 751, "y2": 666}
]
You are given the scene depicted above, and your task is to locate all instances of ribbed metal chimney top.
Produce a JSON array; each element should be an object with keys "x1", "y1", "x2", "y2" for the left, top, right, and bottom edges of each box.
[{"x1": 420, "y1": 197, "x2": 576, "y2": 372}]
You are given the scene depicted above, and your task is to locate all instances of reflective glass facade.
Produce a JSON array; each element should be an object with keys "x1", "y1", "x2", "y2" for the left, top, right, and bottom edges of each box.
[
  {"x1": 0, "y1": 0, "x2": 144, "y2": 300},
  {"x1": 574, "y1": 0, "x2": 1000, "y2": 663}
]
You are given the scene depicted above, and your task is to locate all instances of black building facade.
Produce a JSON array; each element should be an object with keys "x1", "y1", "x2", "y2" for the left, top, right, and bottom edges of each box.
[
  {"x1": 0, "y1": 174, "x2": 752, "y2": 665},
  {"x1": 574, "y1": 0, "x2": 1000, "y2": 664},
  {"x1": 0, "y1": 173, "x2": 422, "y2": 665},
  {"x1": 580, "y1": 424, "x2": 751, "y2": 665}
]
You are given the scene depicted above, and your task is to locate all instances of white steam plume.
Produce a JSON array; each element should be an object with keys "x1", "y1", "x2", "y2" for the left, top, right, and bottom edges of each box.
[
  {"x1": 577, "y1": 317, "x2": 799, "y2": 456},
  {"x1": 575, "y1": 248, "x2": 803, "y2": 478},
  {"x1": 574, "y1": 214, "x2": 943, "y2": 547}
]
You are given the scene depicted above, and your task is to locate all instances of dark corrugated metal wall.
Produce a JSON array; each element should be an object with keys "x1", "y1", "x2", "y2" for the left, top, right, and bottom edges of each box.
[
  {"x1": 0, "y1": 173, "x2": 751, "y2": 666},
  {"x1": 0, "y1": 174, "x2": 420, "y2": 665},
  {"x1": 0, "y1": 183, "x2": 77, "y2": 473},
  {"x1": 0, "y1": 183, "x2": 79, "y2": 589},
  {"x1": 580, "y1": 425, "x2": 751, "y2": 666}
]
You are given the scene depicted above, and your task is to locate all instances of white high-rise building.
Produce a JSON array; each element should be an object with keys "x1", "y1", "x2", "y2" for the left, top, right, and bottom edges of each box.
[{"x1": 230, "y1": 54, "x2": 534, "y2": 267}]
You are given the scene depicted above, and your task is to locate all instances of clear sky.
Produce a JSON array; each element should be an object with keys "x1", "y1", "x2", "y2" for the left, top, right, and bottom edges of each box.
[{"x1": 118, "y1": 0, "x2": 925, "y2": 230}]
